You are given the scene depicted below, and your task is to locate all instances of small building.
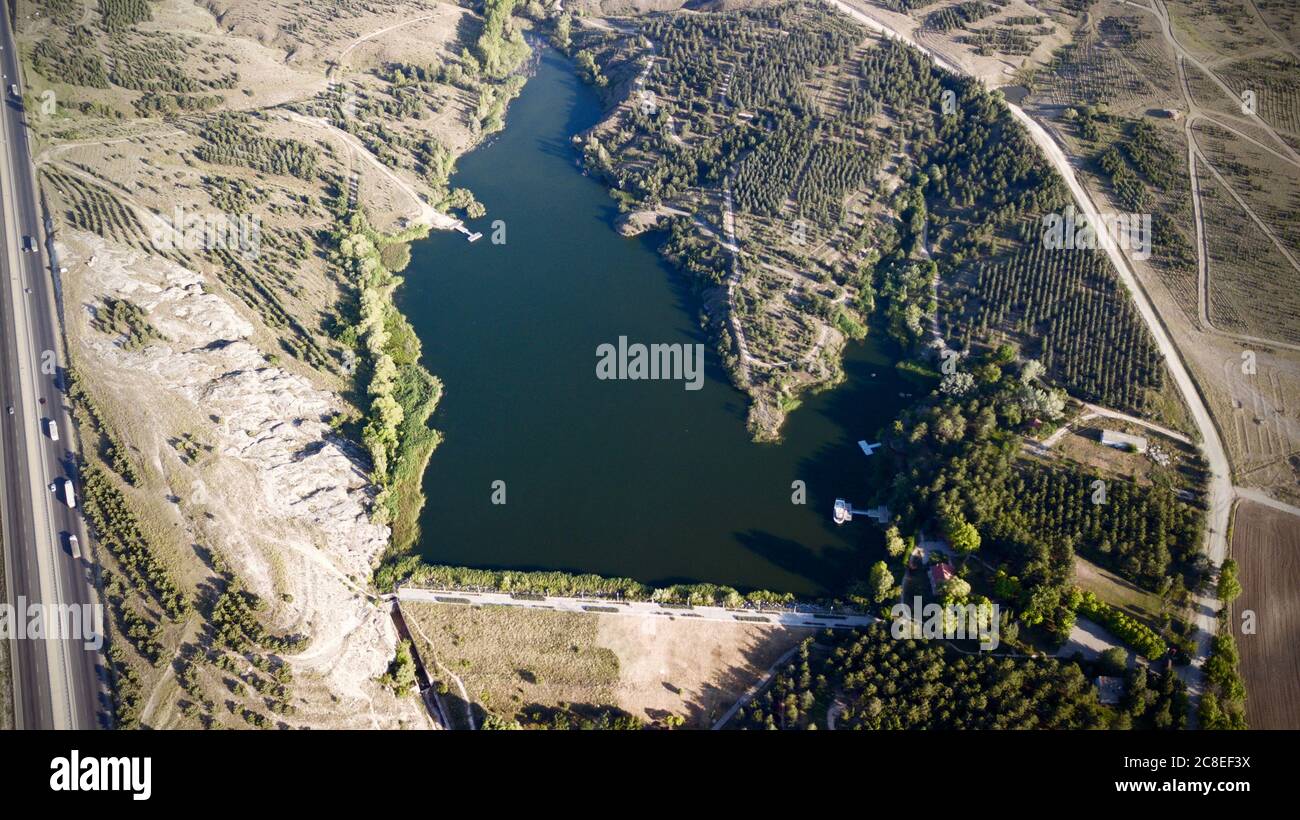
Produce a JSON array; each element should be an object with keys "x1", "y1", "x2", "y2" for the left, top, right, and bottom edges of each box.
[
  {"x1": 1094, "y1": 675, "x2": 1125, "y2": 706},
  {"x1": 1100, "y1": 429, "x2": 1148, "y2": 453},
  {"x1": 929, "y1": 562, "x2": 955, "y2": 596}
]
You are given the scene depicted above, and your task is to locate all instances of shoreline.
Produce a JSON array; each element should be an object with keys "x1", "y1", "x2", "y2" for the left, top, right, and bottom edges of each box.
[{"x1": 377, "y1": 29, "x2": 910, "y2": 599}]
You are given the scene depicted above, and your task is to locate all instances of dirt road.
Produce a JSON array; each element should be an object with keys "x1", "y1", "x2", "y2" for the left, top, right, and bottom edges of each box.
[{"x1": 826, "y1": 0, "x2": 1235, "y2": 712}]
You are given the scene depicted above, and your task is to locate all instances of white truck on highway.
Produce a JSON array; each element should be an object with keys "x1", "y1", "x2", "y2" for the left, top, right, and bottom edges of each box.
[
  {"x1": 61, "y1": 477, "x2": 76, "y2": 508},
  {"x1": 67, "y1": 533, "x2": 81, "y2": 560},
  {"x1": 45, "y1": 418, "x2": 58, "y2": 441}
]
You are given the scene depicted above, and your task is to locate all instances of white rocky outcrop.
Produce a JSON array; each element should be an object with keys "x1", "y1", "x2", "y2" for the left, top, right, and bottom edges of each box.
[{"x1": 66, "y1": 232, "x2": 424, "y2": 728}]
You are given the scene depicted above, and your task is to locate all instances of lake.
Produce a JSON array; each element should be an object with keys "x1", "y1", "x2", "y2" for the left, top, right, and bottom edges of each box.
[{"x1": 397, "y1": 46, "x2": 910, "y2": 596}]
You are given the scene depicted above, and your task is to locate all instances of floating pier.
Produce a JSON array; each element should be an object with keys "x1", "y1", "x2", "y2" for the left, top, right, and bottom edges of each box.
[
  {"x1": 452, "y1": 223, "x2": 483, "y2": 242},
  {"x1": 833, "y1": 499, "x2": 891, "y2": 526}
]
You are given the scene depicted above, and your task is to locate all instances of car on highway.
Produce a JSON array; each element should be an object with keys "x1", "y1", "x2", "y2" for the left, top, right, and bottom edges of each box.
[
  {"x1": 8, "y1": 83, "x2": 16, "y2": 98},
  {"x1": 6, "y1": 405, "x2": 12, "y2": 415},
  {"x1": 22, "y1": 235, "x2": 35, "y2": 253}
]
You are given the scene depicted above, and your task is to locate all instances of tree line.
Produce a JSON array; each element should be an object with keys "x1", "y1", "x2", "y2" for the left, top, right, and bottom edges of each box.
[{"x1": 731, "y1": 626, "x2": 1110, "y2": 730}]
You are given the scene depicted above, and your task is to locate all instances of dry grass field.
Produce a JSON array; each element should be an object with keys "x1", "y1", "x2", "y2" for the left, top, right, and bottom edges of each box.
[
  {"x1": 1048, "y1": 419, "x2": 1200, "y2": 490},
  {"x1": 1197, "y1": 161, "x2": 1300, "y2": 345},
  {"x1": 1233, "y1": 500, "x2": 1300, "y2": 729},
  {"x1": 1031, "y1": 7, "x2": 1172, "y2": 113},
  {"x1": 1251, "y1": 0, "x2": 1300, "y2": 47},
  {"x1": 1075, "y1": 556, "x2": 1167, "y2": 631},
  {"x1": 403, "y1": 602, "x2": 812, "y2": 728},
  {"x1": 905, "y1": 0, "x2": 1073, "y2": 88},
  {"x1": 1166, "y1": 0, "x2": 1272, "y2": 59}
]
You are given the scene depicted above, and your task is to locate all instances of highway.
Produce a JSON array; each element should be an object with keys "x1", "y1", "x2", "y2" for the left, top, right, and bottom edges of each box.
[{"x1": 0, "y1": 6, "x2": 103, "y2": 729}]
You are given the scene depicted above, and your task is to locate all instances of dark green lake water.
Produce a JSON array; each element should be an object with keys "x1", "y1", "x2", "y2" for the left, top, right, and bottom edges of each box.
[{"x1": 397, "y1": 47, "x2": 910, "y2": 596}]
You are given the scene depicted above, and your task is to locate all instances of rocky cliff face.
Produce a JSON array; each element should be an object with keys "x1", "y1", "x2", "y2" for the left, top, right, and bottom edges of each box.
[{"x1": 65, "y1": 231, "x2": 427, "y2": 728}]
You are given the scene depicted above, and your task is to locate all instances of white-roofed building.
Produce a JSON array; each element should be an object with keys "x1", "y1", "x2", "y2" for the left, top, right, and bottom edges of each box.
[{"x1": 1100, "y1": 429, "x2": 1148, "y2": 453}]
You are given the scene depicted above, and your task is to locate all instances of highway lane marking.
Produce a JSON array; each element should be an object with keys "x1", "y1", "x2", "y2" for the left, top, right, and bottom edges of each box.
[{"x1": 0, "y1": 59, "x2": 76, "y2": 729}]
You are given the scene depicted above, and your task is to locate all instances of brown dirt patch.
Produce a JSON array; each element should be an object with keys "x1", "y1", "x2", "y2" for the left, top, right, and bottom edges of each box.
[{"x1": 1234, "y1": 500, "x2": 1300, "y2": 729}]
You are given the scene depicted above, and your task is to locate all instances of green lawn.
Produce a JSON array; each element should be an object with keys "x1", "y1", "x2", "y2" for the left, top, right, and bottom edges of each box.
[{"x1": 1074, "y1": 555, "x2": 1165, "y2": 630}]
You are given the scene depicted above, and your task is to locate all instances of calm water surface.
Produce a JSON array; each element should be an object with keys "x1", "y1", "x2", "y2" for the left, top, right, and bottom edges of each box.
[{"x1": 398, "y1": 48, "x2": 910, "y2": 595}]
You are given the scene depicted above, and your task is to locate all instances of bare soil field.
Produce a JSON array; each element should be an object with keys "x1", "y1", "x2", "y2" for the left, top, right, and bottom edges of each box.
[
  {"x1": 1233, "y1": 500, "x2": 1300, "y2": 729},
  {"x1": 1190, "y1": 334, "x2": 1300, "y2": 504},
  {"x1": 403, "y1": 602, "x2": 813, "y2": 728},
  {"x1": 909, "y1": 0, "x2": 1074, "y2": 89},
  {"x1": 1051, "y1": 421, "x2": 1198, "y2": 490}
]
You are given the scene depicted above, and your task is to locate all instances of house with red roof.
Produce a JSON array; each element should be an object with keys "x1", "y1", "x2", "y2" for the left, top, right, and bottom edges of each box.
[{"x1": 929, "y1": 562, "x2": 956, "y2": 596}]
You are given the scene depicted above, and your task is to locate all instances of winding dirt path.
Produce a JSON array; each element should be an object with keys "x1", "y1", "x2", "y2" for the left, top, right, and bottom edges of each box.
[
  {"x1": 332, "y1": 14, "x2": 443, "y2": 78},
  {"x1": 280, "y1": 110, "x2": 458, "y2": 231},
  {"x1": 402, "y1": 610, "x2": 476, "y2": 730},
  {"x1": 711, "y1": 641, "x2": 804, "y2": 730}
]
